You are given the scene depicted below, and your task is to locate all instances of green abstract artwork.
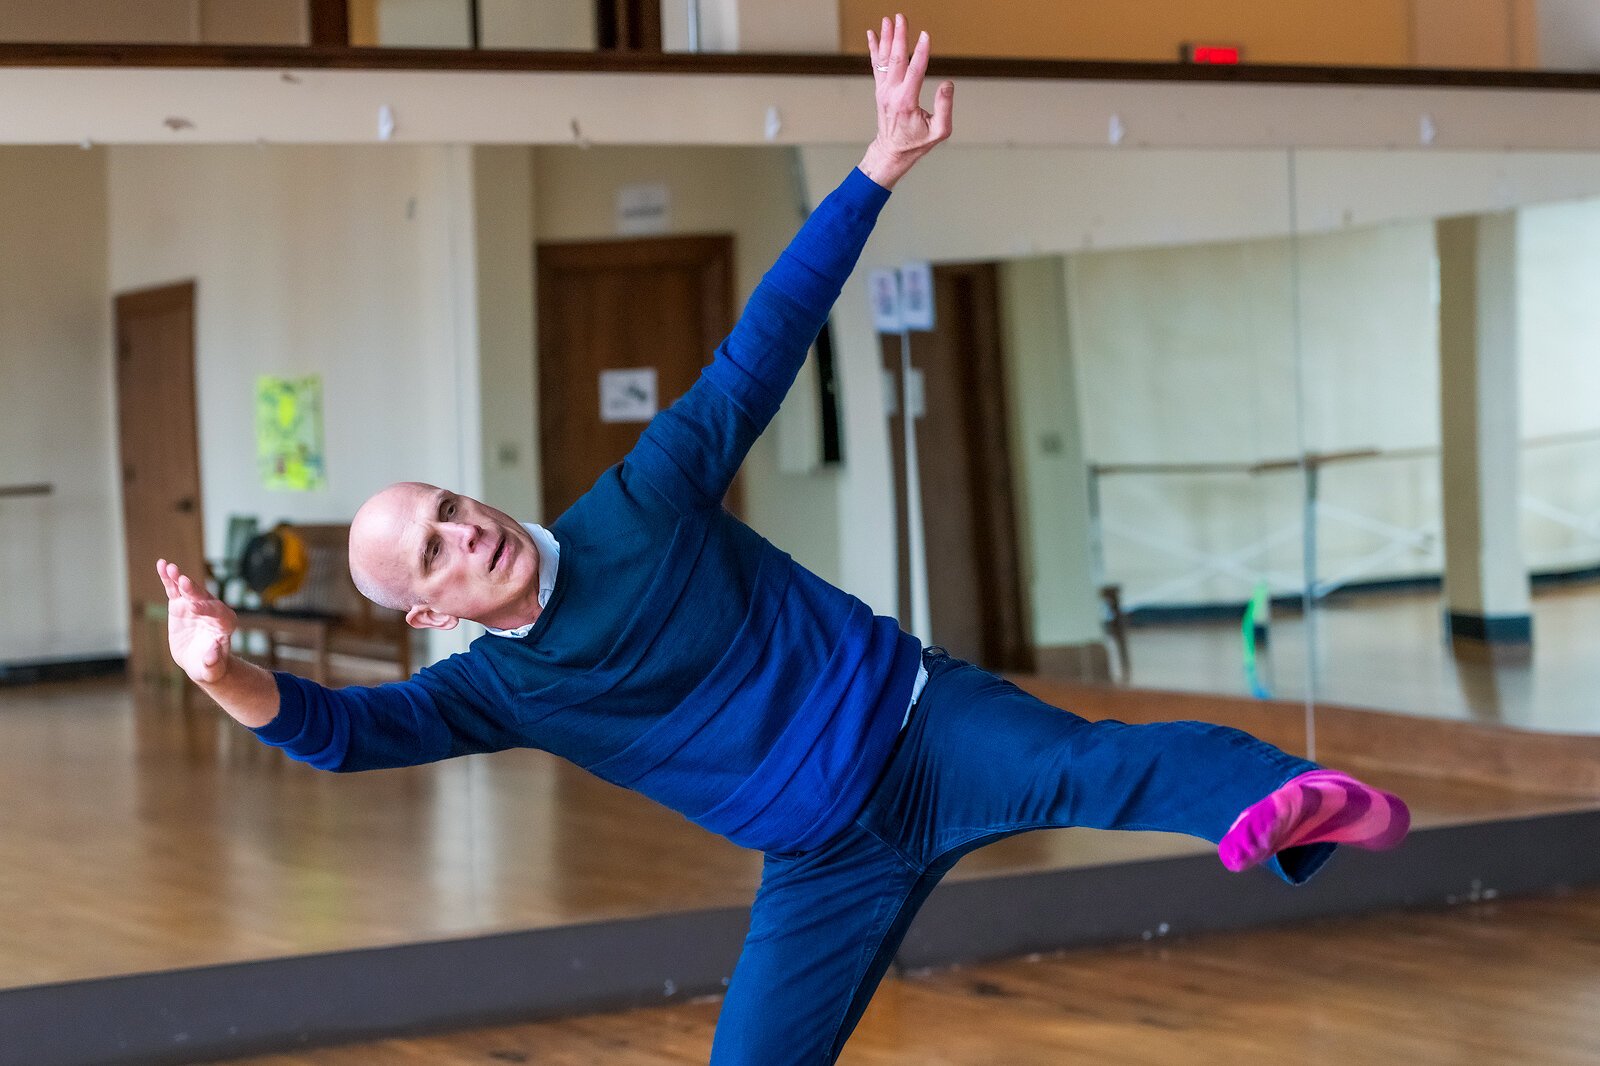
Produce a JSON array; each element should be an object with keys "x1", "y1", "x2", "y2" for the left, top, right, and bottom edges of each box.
[{"x1": 256, "y1": 375, "x2": 327, "y2": 491}]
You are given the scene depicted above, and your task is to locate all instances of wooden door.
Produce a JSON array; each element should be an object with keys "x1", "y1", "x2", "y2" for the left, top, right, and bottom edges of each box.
[
  {"x1": 115, "y1": 282, "x2": 206, "y2": 683},
  {"x1": 883, "y1": 263, "x2": 1033, "y2": 672},
  {"x1": 536, "y1": 235, "x2": 734, "y2": 520},
  {"x1": 596, "y1": 0, "x2": 662, "y2": 51}
]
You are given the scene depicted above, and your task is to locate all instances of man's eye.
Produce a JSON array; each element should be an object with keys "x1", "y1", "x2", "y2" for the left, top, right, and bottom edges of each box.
[{"x1": 444, "y1": 501, "x2": 456, "y2": 518}]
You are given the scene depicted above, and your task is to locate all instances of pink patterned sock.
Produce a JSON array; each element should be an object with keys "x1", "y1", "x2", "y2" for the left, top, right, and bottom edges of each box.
[{"x1": 1218, "y1": 769, "x2": 1410, "y2": 873}]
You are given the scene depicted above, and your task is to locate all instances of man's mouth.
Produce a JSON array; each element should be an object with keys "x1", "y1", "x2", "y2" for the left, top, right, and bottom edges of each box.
[{"x1": 489, "y1": 535, "x2": 506, "y2": 572}]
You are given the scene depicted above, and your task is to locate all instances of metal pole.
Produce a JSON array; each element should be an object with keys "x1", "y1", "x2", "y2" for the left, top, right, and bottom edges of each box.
[
  {"x1": 899, "y1": 296, "x2": 932, "y2": 645},
  {"x1": 686, "y1": 0, "x2": 701, "y2": 52}
]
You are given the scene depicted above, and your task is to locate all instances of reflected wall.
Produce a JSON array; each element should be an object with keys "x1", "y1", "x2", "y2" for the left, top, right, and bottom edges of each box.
[
  {"x1": 10, "y1": 88, "x2": 1600, "y2": 1005},
  {"x1": 1289, "y1": 149, "x2": 1600, "y2": 736}
]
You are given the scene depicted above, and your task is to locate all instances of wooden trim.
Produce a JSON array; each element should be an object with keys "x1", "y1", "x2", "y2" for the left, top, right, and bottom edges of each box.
[{"x1": 8, "y1": 42, "x2": 1600, "y2": 92}]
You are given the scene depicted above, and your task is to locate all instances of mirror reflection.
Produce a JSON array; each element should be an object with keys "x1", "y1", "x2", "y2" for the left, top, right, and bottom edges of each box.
[
  {"x1": 0, "y1": 137, "x2": 1314, "y2": 989},
  {"x1": 1291, "y1": 150, "x2": 1600, "y2": 736}
]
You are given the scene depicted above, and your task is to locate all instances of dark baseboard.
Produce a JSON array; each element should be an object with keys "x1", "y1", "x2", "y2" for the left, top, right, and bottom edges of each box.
[
  {"x1": 1127, "y1": 562, "x2": 1600, "y2": 627},
  {"x1": 0, "y1": 657, "x2": 125, "y2": 686},
  {"x1": 5, "y1": 808, "x2": 1598, "y2": 1066},
  {"x1": 1446, "y1": 611, "x2": 1533, "y2": 644}
]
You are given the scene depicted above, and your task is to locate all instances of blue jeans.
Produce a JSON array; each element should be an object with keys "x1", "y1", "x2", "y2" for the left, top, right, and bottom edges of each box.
[{"x1": 709, "y1": 651, "x2": 1332, "y2": 1065}]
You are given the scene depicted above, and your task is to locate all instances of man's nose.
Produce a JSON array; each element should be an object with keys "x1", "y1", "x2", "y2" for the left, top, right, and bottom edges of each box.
[{"x1": 446, "y1": 522, "x2": 481, "y2": 551}]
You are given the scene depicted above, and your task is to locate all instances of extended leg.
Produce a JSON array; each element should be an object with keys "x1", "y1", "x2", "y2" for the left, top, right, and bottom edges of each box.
[{"x1": 866, "y1": 656, "x2": 1393, "y2": 882}]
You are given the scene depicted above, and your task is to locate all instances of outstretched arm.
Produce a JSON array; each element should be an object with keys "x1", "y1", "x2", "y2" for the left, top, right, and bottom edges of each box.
[
  {"x1": 623, "y1": 14, "x2": 953, "y2": 512},
  {"x1": 157, "y1": 559, "x2": 507, "y2": 771}
]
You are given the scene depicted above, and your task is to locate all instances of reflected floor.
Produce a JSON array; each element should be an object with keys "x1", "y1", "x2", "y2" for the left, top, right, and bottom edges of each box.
[
  {"x1": 1123, "y1": 580, "x2": 1600, "y2": 734},
  {"x1": 1, "y1": 676, "x2": 1590, "y2": 991}
]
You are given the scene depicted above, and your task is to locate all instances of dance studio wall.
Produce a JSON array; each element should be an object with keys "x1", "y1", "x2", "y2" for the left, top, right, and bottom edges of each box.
[
  {"x1": 802, "y1": 144, "x2": 1600, "y2": 613},
  {"x1": 529, "y1": 144, "x2": 845, "y2": 588},
  {"x1": 105, "y1": 143, "x2": 484, "y2": 661},
  {"x1": 0, "y1": 147, "x2": 122, "y2": 663}
]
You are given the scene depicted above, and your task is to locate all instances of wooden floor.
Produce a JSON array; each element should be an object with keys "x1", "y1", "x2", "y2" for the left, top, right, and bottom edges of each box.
[
  {"x1": 6, "y1": 583, "x2": 1600, "y2": 992},
  {"x1": 2, "y1": 668, "x2": 1595, "y2": 993},
  {"x1": 214, "y1": 886, "x2": 1600, "y2": 1065}
]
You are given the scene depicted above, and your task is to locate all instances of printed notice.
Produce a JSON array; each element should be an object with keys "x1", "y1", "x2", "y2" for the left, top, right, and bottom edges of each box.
[
  {"x1": 616, "y1": 183, "x2": 671, "y2": 235},
  {"x1": 600, "y1": 368, "x2": 659, "y2": 423}
]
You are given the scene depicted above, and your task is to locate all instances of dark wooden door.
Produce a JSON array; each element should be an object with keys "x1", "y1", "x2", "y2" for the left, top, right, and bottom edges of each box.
[
  {"x1": 884, "y1": 263, "x2": 1033, "y2": 672},
  {"x1": 536, "y1": 235, "x2": 734, "y2": 520},
  {"x1": 114, "y1": 282, "x2": 206, "y2": 681},
  {"x1": 596, "y1": 0, "x2": 662, "y2": 50}
]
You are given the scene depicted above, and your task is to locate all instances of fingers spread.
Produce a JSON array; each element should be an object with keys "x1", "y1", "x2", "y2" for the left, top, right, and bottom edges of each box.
[
  {"x1": 903, "y1": 29, "x2": 930, "y2": 92},
  {"x1": 890, "y1": 13, "x2": 908, "y2": 74},
  {"x1": 156, "y1": 559, "x2": 178, "y2": 600}
]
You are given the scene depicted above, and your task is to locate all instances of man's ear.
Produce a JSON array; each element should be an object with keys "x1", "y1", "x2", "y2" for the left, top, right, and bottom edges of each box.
[{"x1": 406, "y1": 605, "x2": 459, "y2": 631}]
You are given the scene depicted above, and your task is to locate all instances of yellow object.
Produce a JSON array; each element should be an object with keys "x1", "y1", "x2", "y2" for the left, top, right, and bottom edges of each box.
[{"x1": 262, "y1": 526, "x2": 310, "y2": 604}]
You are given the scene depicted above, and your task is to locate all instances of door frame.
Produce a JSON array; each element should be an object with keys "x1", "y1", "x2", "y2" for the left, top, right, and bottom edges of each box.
[{"x1": 114, "y1": 280, "x2": 205, "y2": 684}]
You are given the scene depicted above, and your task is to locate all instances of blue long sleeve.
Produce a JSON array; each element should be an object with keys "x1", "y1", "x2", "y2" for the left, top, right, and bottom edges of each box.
[
  {"x1": 623, "y1": 167, "x2": 891, "y2": 511},
  {"x1": 254, "y1": 662, "x2": 518, "y2": 772}
]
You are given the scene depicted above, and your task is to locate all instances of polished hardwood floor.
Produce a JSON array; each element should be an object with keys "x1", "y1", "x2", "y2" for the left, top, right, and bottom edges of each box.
[
  {"x1": 2, "y1": 661, "x2": 1594, "y2": 993},
  {"x1": 215, "y1": 887, "x2": 1600, "y2": 1065}
]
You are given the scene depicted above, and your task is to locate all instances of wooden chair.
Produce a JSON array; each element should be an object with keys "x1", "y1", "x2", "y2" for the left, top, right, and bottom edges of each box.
[{"x1": 232, "y1": 523, "x2": 413, "y2": 685}]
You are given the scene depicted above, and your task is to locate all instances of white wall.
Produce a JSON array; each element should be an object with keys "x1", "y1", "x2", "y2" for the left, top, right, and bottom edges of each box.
[
  {"x1": 107, "y1": 143, "x2": 483, "y2": 660},
  {"x1": 0, "y1": 147, "x2": 122, "y2": 662},
  {"x1": 1518, "y1": 197, "x2": 1600, "y2": 569},
  {"x1": 473, "y1": 146, "x2": 540, "y2": 525},
  {"x1": 798, "y1": 144, "x2": 1600, "y2": 612},
  {"x1": 530, "y1": 144, "x2": 843, "y2": 585},
  {"x1": 999, "y1": 257, "x2": 1102, "y2": 646}
]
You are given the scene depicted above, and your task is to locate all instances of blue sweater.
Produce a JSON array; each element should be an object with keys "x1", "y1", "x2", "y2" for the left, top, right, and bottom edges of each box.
[{"x1": 255, "y1": 168, "x2": 924, "y2": 855}]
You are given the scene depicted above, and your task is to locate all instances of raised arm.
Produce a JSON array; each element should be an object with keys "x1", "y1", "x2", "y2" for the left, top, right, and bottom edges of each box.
[{"x1": 622, "y1": 14, "x2": 953, "y2": 511}]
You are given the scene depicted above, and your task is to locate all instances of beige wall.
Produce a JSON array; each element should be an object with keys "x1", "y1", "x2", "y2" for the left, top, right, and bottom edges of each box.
[
  {"x1": 0, "y1": 0, "x2": 305, "y2": 44},
  {"x1": 837, "y1": 0, "x2": 1535, "y2": 68},
  {"x1": 531, "y1": 144, "x2": 844, "y2": 586},
  {"x1": 0, "y1": 147, "x2": 121, "y2": 662},
  {"x1": 106, "y1": 143, "x2": 483, "y2": 661}
]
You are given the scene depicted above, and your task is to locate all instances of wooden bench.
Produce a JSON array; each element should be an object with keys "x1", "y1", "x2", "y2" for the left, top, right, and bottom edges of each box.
[{"x1": 232, "y1": 523, "x2": 413, "y2": 685}]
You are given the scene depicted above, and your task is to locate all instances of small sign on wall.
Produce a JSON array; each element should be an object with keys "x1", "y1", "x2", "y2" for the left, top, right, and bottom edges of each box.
[
  {"x1": 599, "y1": 368, "x2": 659, "y2": 423},
  {"x1": 899, "y1": 261, "x2": 934, "y2": 330},
  {"x1": 616, "y1": 183, "x2": 671, "y2": 236},
  {"x1": 869, "y1": 263, "x2": 936, "y2": 333},
  {"x1": 869, "y1": 268, "x2": 902, "y2": 332}
]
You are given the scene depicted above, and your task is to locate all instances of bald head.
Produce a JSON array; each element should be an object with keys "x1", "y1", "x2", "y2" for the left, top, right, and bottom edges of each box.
[
  {"x1": 348, "y1": 481, "x2": 543, "y2": 632},
  {"x1": 350, "y1": 482, "x2": 434, "y2": 612}
]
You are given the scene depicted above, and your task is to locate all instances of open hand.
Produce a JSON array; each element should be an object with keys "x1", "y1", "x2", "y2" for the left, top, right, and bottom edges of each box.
[
  {"x1": 156, "y1": 559, "x2": 236, "y2": 685},
  {"x1": 859, "y1": 14, "x2": 955, "y2": 189}
]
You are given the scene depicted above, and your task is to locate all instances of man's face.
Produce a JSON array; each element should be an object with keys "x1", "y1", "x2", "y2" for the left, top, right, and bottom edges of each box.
[{"x1": 350, "y1": 482, "x2": 541, "y2": 632}]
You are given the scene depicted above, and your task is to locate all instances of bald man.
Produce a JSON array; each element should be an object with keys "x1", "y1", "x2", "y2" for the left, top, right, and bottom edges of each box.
[{"x1": 157, "y1": 17, "x2": 1408, "y2": 1064}]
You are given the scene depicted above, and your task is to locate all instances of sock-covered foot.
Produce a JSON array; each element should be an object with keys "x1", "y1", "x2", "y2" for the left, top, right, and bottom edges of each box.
[{"x1": 1218, "y1": 769, "x2": 1410, "y2": 873}]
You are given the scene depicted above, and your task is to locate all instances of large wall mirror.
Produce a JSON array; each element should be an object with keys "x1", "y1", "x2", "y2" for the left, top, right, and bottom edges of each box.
[
  {"x1": 1291, "y1": 147, "x2": 1600, "y2": 738},
  {"x1": 6, "y1": 77, "x2": 1600, "y2": 1019}
]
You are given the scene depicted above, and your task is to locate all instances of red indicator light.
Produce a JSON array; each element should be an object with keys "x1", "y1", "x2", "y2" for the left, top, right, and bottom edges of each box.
[{"x1": 1182, "y1": 43, "x2": 1241, "y2": 65}]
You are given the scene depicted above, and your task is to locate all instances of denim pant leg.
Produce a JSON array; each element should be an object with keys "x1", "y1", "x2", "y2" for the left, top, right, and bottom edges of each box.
[
  {"x1": 709, "y1": 823, "x2": 936, "y2": 1066},
  {"x1": 867, "y1": 655, "x2": 1336, "y2": 885}
]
